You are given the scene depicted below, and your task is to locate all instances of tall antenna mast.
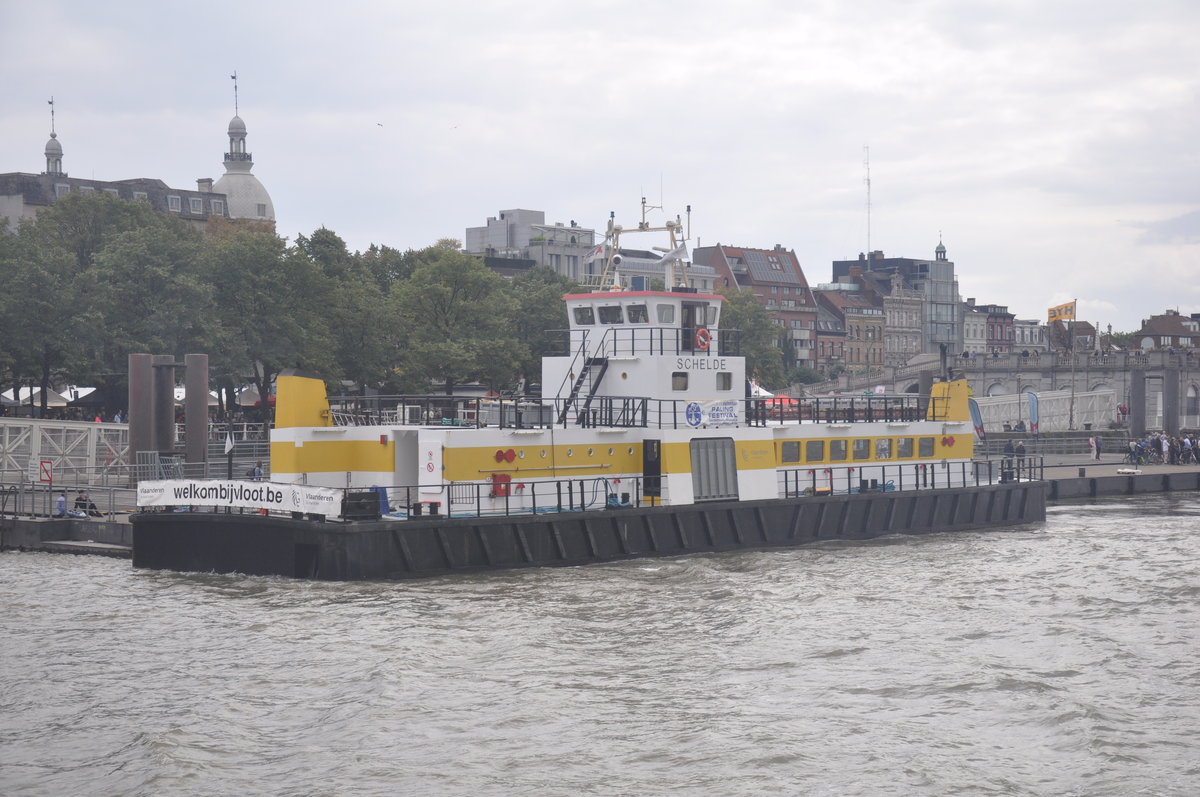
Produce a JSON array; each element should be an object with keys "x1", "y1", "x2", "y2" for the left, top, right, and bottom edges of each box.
[
  {"x1": 231, "y1": 71, "x2": 239, "y2": 115},
  {"x1": 863, "y1": 145, "x2": 871, "y2": 254},
  {"x1": 48, "y1": 96, "x2": 56, "y2": 134}
]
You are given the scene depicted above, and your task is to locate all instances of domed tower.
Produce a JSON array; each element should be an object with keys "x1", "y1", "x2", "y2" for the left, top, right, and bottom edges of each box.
[
  {"x1": 212, "y1": 114, "x2": 275, "y2": 222},
  {"x1": 935, "y1": 237, "x2": 947, "y2": 262},
  {"x1": 44, "y1": 132, "x2": 65, "y2": 177}
]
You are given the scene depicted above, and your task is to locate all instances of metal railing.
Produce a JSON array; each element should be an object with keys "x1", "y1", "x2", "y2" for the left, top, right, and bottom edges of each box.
[
  {"x1": 0, "y1": 481, "x2": 139, "y2": 522},
  {"x1": 139, "y1": 458, "x2": 1043, "y2": 523}
]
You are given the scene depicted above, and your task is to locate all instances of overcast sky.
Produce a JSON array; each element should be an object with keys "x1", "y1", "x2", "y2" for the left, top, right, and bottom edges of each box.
[{"x1": 3, "y1": 0, "x2": 1197, "y2": 332}]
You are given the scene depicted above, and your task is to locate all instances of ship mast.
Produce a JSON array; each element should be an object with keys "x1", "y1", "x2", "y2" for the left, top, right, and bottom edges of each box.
[{"x1": 595, "y1": 196, "x2": 690, "y2": 290}]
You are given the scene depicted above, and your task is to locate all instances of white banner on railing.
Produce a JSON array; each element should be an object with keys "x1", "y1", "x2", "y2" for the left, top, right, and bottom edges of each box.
[{"x1": 137, "y1": 479, "x2": 342, "y2": 517}]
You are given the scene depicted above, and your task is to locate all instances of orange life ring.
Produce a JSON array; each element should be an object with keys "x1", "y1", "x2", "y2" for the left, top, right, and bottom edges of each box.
[{"x1": 695, "y1": 327, "x2": 711, "y2": 351}]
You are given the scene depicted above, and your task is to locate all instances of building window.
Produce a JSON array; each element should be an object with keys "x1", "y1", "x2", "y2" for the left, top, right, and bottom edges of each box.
[
  {"x1": 79, "y1": 185, "x2": 95, "y2": 193},
  {"x1": 189, "y1": 197, "x2": 204, "y2": 214},
  {"x1": 211, "y1": 199, "x2": 224, "y2": 215},
  {"x1": 133, "y1": 191, "x2": 148, "y2": 201},
  {"x1": 256, "y1": 203, "x2": 267, "y2": 217},
  {"x1": 55, "y1": 184, "x2": 70, "y2": 197},
  {"x1": 167, "y1": 196, "x2": 181, "y2": 212},
  {"x1": 102, "y1": 188, "x2": 119, "y2": 196},
  {"x1": 671, "y1": 372, "x2": 688, "y2": 391}
]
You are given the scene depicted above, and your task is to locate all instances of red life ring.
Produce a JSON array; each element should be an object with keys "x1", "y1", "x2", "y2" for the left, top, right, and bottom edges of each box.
[{"x1": 695, "y1": 327, "x2": 711, "y2": 351}]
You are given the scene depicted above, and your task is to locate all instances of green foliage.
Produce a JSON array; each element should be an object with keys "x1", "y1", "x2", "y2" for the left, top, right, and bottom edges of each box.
[
  {"x1": 390, "y1": 246, "x2": 522, "y2": 394},
  {"x1": 788, "y1": 365, "x2": 824, "y2": 384},
  {"x1": 0, "y1": 194, "x2": 590, "y2": 404},
  {"x1": 717, "y1": 288, "x2": 787, "y2": 389},
  {"x1": 504, "y1": 266, "x2": 576, "y2": 387}
]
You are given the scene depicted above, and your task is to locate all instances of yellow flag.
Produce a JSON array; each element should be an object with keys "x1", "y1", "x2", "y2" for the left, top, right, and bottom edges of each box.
[{"x1": 1047, "y1": 301, "x2": 1076, "y2": 323}]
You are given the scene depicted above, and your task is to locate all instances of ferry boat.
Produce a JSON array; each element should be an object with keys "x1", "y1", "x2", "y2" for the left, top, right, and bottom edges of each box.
[
  {"x1": 133, "y1": 211, "x2": 1036, "y2": 582},
  {"x1": 268, "y1": 217, "x2": 978, "y2": 515}
]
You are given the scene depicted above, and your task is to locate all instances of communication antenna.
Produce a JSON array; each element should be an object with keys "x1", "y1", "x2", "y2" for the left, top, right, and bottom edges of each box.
[
  {"x1": 863, "y1": 145, "x2": 871, "y2": 254},
  {"x1": 47, "y1": 96, "x2": 56, "y2": 134},
  {"x1": 231, "y1": 71, "x2": 239, "y2": 115}
]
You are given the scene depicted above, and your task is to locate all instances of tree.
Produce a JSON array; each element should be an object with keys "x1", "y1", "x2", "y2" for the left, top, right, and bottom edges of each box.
[
  {"x1": 85, "y1": 225, "x2": 213, "y2": 376},
  {"x1": 201, "y1": 222, "x2": 334, "y2": 421},
  {"x1": 390, "y1": 243, "x2": 522, "y2": 394},
  {"x1": 294, "y1": 228, "x2": 394, "y2": 391},
  {"x1": 504, "y1": 266, "x2": 576, "y2": 389},
  {"x1": 716, "y1": 288, "x2": 787, "y2": 389}
]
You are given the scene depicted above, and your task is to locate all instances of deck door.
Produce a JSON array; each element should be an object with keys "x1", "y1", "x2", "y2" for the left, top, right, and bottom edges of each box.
[{"x1": 690, "y1": 437, "x2": 739, "y2": 502}]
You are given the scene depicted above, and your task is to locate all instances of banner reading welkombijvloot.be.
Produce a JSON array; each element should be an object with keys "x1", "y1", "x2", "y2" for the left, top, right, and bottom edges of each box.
[{"x1": 137, "y1": 480, "x2": 342, "y2": 517}]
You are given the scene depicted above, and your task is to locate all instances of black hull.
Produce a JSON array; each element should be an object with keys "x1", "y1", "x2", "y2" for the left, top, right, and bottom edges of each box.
[{"x1": 132, "y1": 482, "x2": 1047, "y2": 581}]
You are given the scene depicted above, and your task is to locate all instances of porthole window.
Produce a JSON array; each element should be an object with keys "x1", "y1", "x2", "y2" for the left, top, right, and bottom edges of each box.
[
  {"x1": 518, "y1": 450, "x2": 525, "y2": 459},
  {"x1": 567, "y1": 449, "x2": 574, "y2": 457},
  {"x1": 587, "y1": 448, "x2": 594, "y2": 456},
  {"x1": 540, "y1": 449, "x2": 547, "y2": 458},
  {"x1": 608, "y1": 447, "x2": 614, "y2": 455}
]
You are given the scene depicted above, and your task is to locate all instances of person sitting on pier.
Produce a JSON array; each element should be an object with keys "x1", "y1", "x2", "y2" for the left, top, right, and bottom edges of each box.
[
  {"x1": 74, "y1": 490, "x2": 102, "y2": 517},
  {"x1": 54, "y1": 491, "x2": 87, "y2": 519}
]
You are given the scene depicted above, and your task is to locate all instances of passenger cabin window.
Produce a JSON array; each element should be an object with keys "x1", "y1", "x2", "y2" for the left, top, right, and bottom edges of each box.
[
  {"x1": 657, "y1": 305, "x2": 675, "y2": 324},
  {"x1": 805, "y1": 441, "x2": 825, "y2": 462},
  {"x1": 896, "y1": 438, "x2": 913, "y2": 458},
  {"x1": 598, "y1": 306, "x2": 623, "y2": 324},
  {"x1": 853, "y1": 440, "x2": 871, "y2": 460},
  {"x1": 573, "y1": 307, "x2": 595, "y2": 325},
  {"x1": 627, "y1": 304, "x2": 649, "y2": 323},
  {"x1": 918, "y1": 437, "x2": 935, "y2": 457},
  {"x1": 829, "y1": 440, "x2": 848, "y2": 461},
  {"x1": 716, "y1": 372, "x2": 732, "y2": 390},
  {"x1": 671, "y1": 372, "x2": 688, "y2": 391},
  {"x1": 875, "y1": 439, "x2": 892, "y2": 459},
  {"x1": 781, "y1": 441, "x2": 800, "y2": 463}
]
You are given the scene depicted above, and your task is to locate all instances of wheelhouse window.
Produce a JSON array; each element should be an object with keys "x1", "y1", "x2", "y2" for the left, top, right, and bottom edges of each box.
[
  {"x1": 573, "y1": 307, "x2": 595, "y2": 325},
  {"x1": 598, "y1": 306, "x2": 624, "y2": 324},
  {"x1": 627, "y1": 304, "x2": 649, "y2": 323},
  {"x1": 671, "y1": 372, "x2": 688, "y2": 391},
  {"x1": 716, "y1": 372, "x2": 732, "y2": 391},
  {"x1": 657, "y1": 304, "x2": 675, "y2": 324}
]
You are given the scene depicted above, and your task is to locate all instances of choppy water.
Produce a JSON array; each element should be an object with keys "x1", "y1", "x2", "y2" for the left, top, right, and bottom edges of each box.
[{"x1": 2, "y1": 495, "x2": 1198, "y2": 796}]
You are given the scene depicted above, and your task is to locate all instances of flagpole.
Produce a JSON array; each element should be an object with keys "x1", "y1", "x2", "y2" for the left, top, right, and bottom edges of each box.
[{"x1": 1069, "y1": 298, "x2": 1077, "y2": 430}]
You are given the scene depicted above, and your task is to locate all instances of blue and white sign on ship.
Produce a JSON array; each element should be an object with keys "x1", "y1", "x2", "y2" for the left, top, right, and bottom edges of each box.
[{"x1": 686, "y1": 400, "x2": 739, "y2": 428}]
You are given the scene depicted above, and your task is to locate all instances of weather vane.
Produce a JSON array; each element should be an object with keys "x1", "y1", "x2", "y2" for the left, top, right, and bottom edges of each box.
[
  {"x1": 230, "y1": 71, "x2": 239, "y2": 115},
  {"x1": 48, "y1": 96, "x2": 55, "y2": 134}
]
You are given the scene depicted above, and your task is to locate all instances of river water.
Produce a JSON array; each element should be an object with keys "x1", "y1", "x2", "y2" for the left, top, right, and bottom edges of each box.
[{"x1": 2, "y1": 495, "x2": 1198, "y2": 796}]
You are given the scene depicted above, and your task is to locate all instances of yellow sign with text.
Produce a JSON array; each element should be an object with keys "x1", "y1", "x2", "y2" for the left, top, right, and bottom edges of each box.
[{"x1": 1047, "y1": 301, "x2": 1076, "y2": 323}]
